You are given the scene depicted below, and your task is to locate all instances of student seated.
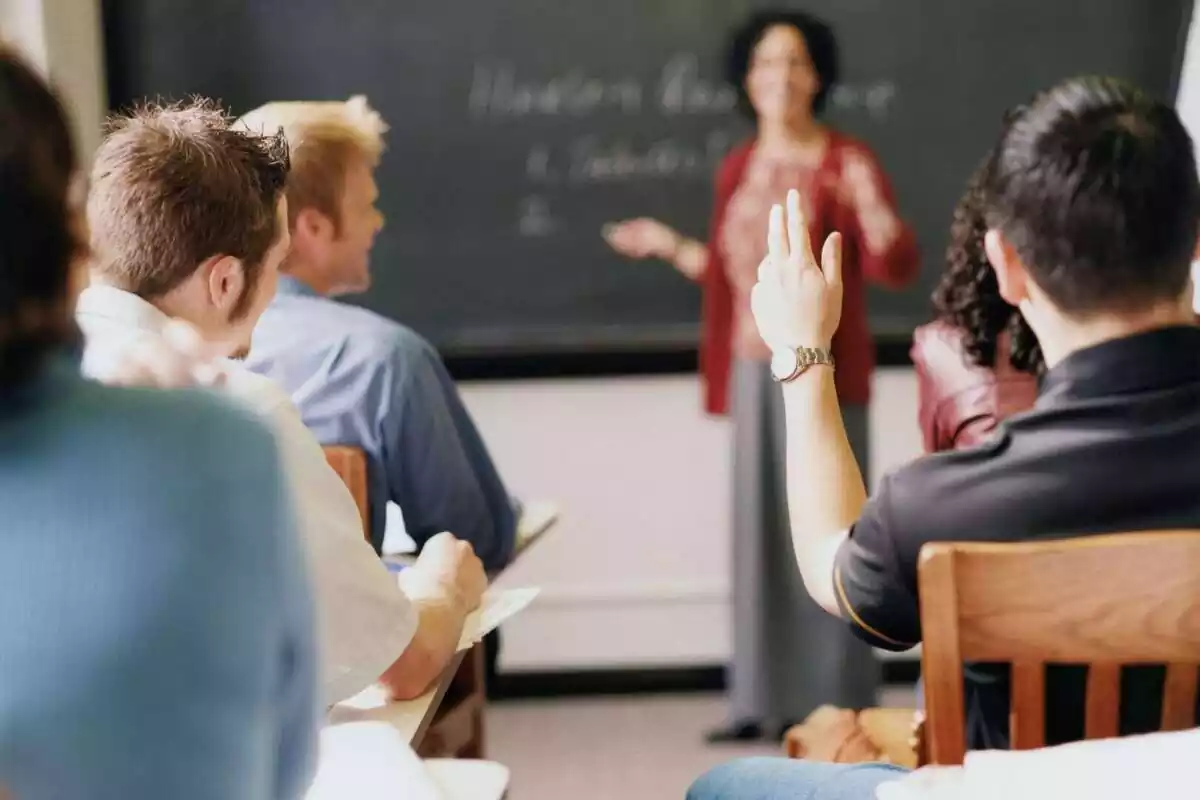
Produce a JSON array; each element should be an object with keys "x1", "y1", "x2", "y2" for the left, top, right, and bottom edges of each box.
[
  {"x1": 0, "y1": 48, "x2": 316, "y2": 799},
  {"x1": 692, "y1": 75, "x2": 1200, "y2": 798},
  {"x1": 788, "y1": 149, "x2": 1044, "y2": 765},
  {"x1": 911, "y1": 154, "x2": 1040, "y2": 453},
  {"x1": 78, "y1": 100, "x2": 485, "y2": 705},
  {"x1": 235, "y1": 99, "x2": 517, "y2": 570}
]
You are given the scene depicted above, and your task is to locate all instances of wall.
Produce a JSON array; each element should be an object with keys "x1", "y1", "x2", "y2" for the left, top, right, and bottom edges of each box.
[
  {"x1": 465, "y1": 368, "x2": 923, "y2": 671},
  {"x1": 0, "y1": 0, "x2": 106, "y2": 158}
]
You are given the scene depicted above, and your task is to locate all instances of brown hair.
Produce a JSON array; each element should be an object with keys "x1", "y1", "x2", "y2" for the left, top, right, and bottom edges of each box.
[
  {"x1": 237, "y1": 97, "x2": 385, "y2": 234},
  {"x1": 88, "y1": 99, "x2": 290, "y2": 317},
  {"x1": 0, "y1": 45, "x2": 82, "y2": 389}
]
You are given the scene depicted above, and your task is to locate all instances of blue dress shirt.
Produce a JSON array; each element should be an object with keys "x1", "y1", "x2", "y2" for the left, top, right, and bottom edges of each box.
[{"x1": 247, "y1": 277, "x2": 516, "y2": 569}]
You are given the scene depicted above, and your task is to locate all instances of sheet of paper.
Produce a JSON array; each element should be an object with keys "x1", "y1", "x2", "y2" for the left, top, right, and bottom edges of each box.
[
  {"x1": 425, "y1": 760, "x2": 510, "y2": 800},
  {"x1": 307, "y1": 722, "x2": 441, "y2": 800},
  {"x1": 457, "y1": 587, "x2": 540, "y2": 652}
]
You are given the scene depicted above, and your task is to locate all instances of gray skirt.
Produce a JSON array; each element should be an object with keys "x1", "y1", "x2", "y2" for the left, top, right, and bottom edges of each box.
[{"x1": 728, "y1": 358, "x2": 880, "y2": 723}]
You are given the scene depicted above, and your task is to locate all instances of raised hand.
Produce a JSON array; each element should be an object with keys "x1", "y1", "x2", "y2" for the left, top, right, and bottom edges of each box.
[{"x1": 751, "y1": 188, "x2": 844, "y2": 351}]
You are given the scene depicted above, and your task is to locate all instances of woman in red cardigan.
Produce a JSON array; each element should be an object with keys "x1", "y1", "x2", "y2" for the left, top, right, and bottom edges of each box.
[{"x1": 606, "y1": 9, "x2": 918, "y2": 742}]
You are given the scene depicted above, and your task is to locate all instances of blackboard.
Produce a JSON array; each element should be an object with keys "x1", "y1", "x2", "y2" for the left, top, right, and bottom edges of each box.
[{"x1": 104, "y1": 0, "x2": 1192, "y2": 357}]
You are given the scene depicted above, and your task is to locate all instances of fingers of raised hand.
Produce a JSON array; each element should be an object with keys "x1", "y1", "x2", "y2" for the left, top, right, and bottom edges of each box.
[{"x1": 785, "y1": 189, "x2": 816, "y2": 271}]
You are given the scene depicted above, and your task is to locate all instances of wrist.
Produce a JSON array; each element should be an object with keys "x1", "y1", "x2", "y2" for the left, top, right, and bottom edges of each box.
[{"x1": 397, "y1": 567, "x2": 465, "y2": 610}]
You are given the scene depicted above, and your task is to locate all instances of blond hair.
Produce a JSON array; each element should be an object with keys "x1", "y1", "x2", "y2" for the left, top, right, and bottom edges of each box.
[{"x1": 236, "y1": 95, "x2": 386, "y2": 232}]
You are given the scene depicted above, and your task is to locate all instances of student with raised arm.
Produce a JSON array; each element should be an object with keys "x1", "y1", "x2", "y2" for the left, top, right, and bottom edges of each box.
[
  {"x1": 78, "y1": 100, "x2": 486, "y2": 706},
  {"x1": 0, "y1": 48, "x2": 316, "y2": 799},
  {"x1": 690, "y1": 75, "x2": 1200, "y2": 799}
]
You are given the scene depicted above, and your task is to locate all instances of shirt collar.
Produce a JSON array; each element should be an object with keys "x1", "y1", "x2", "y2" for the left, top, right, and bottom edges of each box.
[
  {"x1": 74, "y1": 284, "x2": 172, "y2": 335},
  {"x1": 275, "y1": 275, "x2": 319, "y2": 299},
  {"x1": 1037, "y1": 326, "x2": 1200, "y2": 408}
]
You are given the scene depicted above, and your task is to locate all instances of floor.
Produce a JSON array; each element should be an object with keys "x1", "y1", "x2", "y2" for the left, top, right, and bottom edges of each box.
[{"x1": 488, "y1": 689, "x2": 916, "y2": 800}]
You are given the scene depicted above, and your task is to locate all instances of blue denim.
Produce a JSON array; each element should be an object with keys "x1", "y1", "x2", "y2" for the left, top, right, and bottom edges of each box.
[{"x1": 687, "y1": 758, "x2": 908, "y2": 800}]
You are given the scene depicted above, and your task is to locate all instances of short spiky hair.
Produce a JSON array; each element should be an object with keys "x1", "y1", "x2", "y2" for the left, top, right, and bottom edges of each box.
[
  {"x1": 88, "y1": 98, "x2": 290, "y2": 313},
  {"x1": 237, "y1": 96, "x2": 386, "y2": 234}
]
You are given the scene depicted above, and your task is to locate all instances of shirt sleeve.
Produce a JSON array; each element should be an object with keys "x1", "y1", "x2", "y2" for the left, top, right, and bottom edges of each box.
[
  {"x1": 248, "y1": 421, "x2": 320, "y2": 800},
  {"x1": 380, "y1": 333, "x2": 517, "y2": 572},
  {"x1": 839, "y1": 144, "x2": 920, "y2": 289},
  {"x1": 266, "y1": 392, "x2": 417, "y2": 706},
  {"x1": 833, "y1": 475, "x2": 922, "y2": 651}
]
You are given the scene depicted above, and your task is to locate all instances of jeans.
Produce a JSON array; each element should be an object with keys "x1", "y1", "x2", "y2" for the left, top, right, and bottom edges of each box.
[{"x1": 687, "y1": 758, "x2": 909, "y2": 800}]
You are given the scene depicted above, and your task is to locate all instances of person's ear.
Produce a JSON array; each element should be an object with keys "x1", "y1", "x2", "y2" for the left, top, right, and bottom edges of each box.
[
  {"x1": 294, "y1": 207, "x2": 335, "y2": 249},
  {"x1": 985, "y1": 229, "x2": 1028, "y2": 307},
  {"x1": 204, "y1": 254, "x2": 247, "y2": 317}
]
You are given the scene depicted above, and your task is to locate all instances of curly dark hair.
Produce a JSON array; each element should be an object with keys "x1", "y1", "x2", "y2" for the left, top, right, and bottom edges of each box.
[
  {"x1": 725, "y1": 9, "x2": 839, "y2": 120},
  {"x1": 0, "y1": 46, "x2": 82, "y2": 390},
  {"x1": 932, "y1": 157, "x2": 1043, "y2": 374}
]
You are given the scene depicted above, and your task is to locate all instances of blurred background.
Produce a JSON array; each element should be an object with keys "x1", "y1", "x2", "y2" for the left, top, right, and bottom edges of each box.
[{"x1": 3, "y1": 1, "x2": 1197, "y2": 796}]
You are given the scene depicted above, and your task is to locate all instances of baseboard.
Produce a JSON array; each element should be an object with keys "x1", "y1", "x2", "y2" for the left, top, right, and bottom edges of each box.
[{"x1": 490, "y1": 660, "x2": 921, "y2": 701}]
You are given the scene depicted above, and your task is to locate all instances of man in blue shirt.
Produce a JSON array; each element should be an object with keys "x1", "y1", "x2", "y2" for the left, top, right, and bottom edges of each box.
[
  {"x1": 239, "y1": 99, "x2": 517, "y2": 570},
  {"x1": 0, "y1": 48, "x2": 317, "y2": 799}
]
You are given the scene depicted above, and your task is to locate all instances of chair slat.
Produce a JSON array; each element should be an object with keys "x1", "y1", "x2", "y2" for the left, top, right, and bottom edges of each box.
[
  {"x1": 1009, "y1": 661, "x2": 1045, "y2": 750},
  {"x1": 1084, "y1": 663, "x2": 1120, "y2": 740},
  {"x1": 1161, "y1": 664, "x2": 1199, "y2": 731}
]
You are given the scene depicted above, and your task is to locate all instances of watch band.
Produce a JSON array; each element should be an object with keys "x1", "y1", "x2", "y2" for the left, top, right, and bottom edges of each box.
[{"x1": 777, "y1": 346, "x2": 835, "y2": 384}]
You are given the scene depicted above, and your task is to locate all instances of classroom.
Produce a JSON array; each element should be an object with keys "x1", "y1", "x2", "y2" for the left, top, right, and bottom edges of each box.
[{"x1": 1, "y1": 1, "x2": 1199, "y2": 798}]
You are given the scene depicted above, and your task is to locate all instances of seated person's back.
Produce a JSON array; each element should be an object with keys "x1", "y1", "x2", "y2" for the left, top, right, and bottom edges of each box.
[
  {"x1": 238, "y1": 99, "x2": 516, "y2": 565},
  {"x1": 832, "y1": 83, "x2": 1200, "y2": 749},
  {"x1": 0, "y1": 368, "x2": 316, "y2": 799},
  {"x1": 740, "y1": 76, "x2": 1200, "y2": 752}
]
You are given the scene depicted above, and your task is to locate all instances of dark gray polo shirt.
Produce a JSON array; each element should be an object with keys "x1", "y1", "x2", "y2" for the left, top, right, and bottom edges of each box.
[{"x1": 835, "y1": 325, "x2": 1200, "y2": 749}]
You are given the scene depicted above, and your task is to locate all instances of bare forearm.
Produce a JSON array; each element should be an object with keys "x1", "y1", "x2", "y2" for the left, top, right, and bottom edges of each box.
[
  {"x1": 380, "y1": 578, "x2": 468, "y2": 701},
  {"x1": 780, "y1": 366, "x2": 868, "y2": 607},
  {"x1": 670, "y1": 236, "x2": 708, "y2": 280}
]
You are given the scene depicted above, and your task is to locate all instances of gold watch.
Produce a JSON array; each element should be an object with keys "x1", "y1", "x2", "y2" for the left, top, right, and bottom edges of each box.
[{"x1": 770, "y1": 346, "x2": 835, "y2": 383}]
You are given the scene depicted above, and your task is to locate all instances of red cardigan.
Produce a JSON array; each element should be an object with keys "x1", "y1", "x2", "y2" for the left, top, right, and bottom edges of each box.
[{"x1": 699, "y1": 135, "x2": 920, "y2": 414}]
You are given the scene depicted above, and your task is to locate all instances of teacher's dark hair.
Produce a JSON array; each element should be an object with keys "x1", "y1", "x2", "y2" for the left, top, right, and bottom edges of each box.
[
  {"x1": 983, "y1": 76, "x2": 1200, "y2": 314},
  {"x1": 726, "y1": 9, "x2": 839, "y2": 120},
  {"x1": 933, "y1": 158, "x2": 1042, "y2": 374},
  {"x1": 0, "y1": 46, "x2": 81, "y2": 390}
]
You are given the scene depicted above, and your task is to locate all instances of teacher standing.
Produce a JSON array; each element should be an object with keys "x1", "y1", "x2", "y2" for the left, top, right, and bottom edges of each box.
[{"x1": 605, "y1": 9, "x2": 919, "y2": 742}]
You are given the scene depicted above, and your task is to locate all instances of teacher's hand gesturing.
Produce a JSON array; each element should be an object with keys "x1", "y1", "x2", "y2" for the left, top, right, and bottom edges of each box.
[{"x1": 751, "y1": 188, "x2": 844, "y2": 351}]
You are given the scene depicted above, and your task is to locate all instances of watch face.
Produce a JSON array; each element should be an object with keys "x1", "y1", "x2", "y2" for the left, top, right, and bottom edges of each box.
[{"x1": 770, "y1": 348, "x2": 798, "y2": 381}]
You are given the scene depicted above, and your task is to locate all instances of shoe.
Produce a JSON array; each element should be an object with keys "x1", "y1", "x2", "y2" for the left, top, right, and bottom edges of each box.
[{"x1": 705, "y1": 720, "x2": 764, "y2": 743}]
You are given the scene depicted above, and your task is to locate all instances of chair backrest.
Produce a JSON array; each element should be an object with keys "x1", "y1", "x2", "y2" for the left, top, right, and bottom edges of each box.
[
  {"x1": 918, "y1": 531, "x2": 1200, "y2": 765},
  {"x1": 323, "y1": 445, "x2": 370, "y2": 539}
]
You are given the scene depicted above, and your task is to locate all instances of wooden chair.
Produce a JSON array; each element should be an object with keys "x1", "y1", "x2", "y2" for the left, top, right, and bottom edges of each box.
[
  {"x1": 322, "y1": 445, "x2": 488, "y2": 759},
  {"x1": 918, "y1": 531, "x2": 1200, "y2": 765}
]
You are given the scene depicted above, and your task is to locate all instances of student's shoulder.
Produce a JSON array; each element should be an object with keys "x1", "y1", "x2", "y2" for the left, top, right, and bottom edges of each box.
[{"x1": 67, "y1": 379, "x2": 279, "y2": 470}]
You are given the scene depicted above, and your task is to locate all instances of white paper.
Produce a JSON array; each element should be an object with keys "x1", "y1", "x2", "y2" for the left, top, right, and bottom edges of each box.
[
  {"x1": 457, "y1": 587, "x2": 540, "y2": 651},
  {"x1": 307, "y1": 722, "x2": 440, "y2": 800}
]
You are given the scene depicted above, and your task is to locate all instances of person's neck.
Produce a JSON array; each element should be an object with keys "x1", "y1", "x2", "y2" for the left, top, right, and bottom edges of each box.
[
  {"x1": 281, "y1": 259, "x2": 333, "y2": 297},
  {"x1": 1038, "y1": 301, "x2": 1195, "y2": 368},
  {"x1": 757, "y1": 114, "x2": 825, "y2": 152}
]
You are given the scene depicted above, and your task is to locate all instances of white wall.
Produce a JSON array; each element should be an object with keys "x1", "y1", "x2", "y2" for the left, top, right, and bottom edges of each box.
[{"x1": 465, "y1": 368, "x2": 923, "y2": 671}]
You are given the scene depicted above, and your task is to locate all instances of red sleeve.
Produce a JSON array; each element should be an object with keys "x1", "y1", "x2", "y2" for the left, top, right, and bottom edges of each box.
[
  {"x1": 911, "y1": 328, "x2": 948, "y2": 454},
  {"x1": 700, "y1": 143, "x2": 752, "y2": 416},
  {"x1": 841, "y1": 142, "x2": 920, "y2": 289}
]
